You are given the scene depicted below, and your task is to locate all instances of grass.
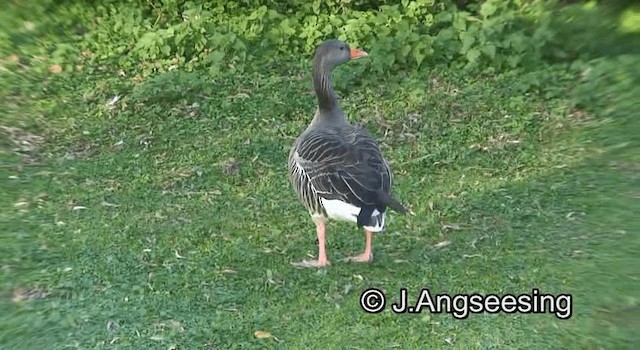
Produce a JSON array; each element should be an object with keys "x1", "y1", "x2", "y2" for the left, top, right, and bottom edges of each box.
[{"x1": 1, "y1": 2, "x2": 639, "y2": 349}]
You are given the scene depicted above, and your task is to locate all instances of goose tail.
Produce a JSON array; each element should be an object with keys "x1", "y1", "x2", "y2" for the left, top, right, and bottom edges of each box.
[{"x1": 379, "y1": 191, "x2": 407, "y2": 214}]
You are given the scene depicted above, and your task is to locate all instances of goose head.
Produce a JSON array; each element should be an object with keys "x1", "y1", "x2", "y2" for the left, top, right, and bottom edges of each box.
[{"x1": 313, "y1": 39, "x2": 368, "y2": 69}]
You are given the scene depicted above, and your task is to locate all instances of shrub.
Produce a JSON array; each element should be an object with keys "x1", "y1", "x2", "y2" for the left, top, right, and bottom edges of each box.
[{"x1": 5, "y1": 0, "x2": 562, "y2": 77}]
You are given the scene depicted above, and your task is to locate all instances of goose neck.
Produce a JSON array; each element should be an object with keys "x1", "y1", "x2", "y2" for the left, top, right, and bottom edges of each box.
[{"x1": 312, "y1": 59, "x2": 340, "y2": 116}]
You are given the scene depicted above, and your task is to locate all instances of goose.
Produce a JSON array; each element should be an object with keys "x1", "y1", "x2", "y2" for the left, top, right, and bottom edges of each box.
[{"x1": 288, "y1": 39, "x2": 407, "y2": 268}]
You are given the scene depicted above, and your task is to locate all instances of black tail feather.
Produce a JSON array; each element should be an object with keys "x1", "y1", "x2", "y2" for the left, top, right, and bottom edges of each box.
[
  {"x1": 387, "y1": 196, "x2": 407, "y2": 214},
  {"x1": 379, "y1": 191, "x2": 407, "y2": 214},
  {"x1": 356, "y1": 206, "x2": 375, "y2": 227}
]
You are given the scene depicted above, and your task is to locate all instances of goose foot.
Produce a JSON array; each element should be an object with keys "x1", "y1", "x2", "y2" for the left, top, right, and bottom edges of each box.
[
  {"x1": 291, "y1": 259, "x2": 331, "y2": 268},
  {"x1": 344, "y1": 252, "x2": 373, "y2": 263},
  {"x1": 292, "y1": 218, "x2": 330, "y2": 268},
  {"x1": 344, "y1": 229, "x2": 374, "y2": 263}
]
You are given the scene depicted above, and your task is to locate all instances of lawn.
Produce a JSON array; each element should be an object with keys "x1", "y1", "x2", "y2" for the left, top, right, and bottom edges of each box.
[{"x1": 1, "y1": 1, "x2": 639, "y2": 349}]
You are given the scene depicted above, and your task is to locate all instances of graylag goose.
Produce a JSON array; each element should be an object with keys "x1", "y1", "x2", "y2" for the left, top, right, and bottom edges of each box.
[{"x1": 288, "y1": 39, "x2": 407, "y2": 268}]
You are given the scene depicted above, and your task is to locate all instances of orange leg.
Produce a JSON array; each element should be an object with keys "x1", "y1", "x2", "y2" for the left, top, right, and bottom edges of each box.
[
  {"x1": 292, "y1": 219, "x2": 331, "y2": 268},
  {"x1": 345, "y1": 230, "x2": 374, "y2": 263}
]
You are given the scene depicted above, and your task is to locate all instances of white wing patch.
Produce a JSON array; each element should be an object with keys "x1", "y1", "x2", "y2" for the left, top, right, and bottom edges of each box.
[{"x1": 320, "y1": 198, "x2": 385, "y2": 232}]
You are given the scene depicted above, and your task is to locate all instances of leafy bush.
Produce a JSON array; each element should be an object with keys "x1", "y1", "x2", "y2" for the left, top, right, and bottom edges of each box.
[{"x1": 5, "y1": 0, "x2": 564, "y2": 77}]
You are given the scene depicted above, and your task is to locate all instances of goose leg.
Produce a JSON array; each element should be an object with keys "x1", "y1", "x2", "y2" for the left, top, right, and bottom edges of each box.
[
  {"x1": 345, "y1": 230, "x2": 374, "y2": 263},
  {"x1": 291, "y1": 219, "x2": 330, "y2": 268}
]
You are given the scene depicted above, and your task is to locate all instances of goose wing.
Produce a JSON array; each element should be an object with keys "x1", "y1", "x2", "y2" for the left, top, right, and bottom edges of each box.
[{"x1": 293, "y1": 125, "x2": 392, "y2": 210}]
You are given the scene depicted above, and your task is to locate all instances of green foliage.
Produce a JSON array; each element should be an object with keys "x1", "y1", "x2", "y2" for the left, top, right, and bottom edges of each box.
[{"x1": 11, "y1": 0, "x2": 566, "y2": 77}]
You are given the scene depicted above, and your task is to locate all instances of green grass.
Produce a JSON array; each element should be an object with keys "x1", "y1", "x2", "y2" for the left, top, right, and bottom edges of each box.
[{"x1": 1, "y1": 3, "x2": 639, "y2": 350}]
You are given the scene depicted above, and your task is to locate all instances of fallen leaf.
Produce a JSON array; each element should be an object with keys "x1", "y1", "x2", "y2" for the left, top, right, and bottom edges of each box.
[
  {"x1": 571, "y1": 250, "x2": 586, "y2": 258},
  {"x1": 49, "y1": 64, "x2": 62, "y2": 74},
  {"x1": 566, "y1": 212, "x2": 586, "y2": 220},
  {"x1": 441, "y1": 223, "x2": 461, "y2": 231},
  {"x1": 110, "y1": 140, "x2": 124, "y2": 151},
  {"x1": 254, "y1": 331, "x2": 273, "y2": 339},
  {"x1": 72, "y1": 206, "x2": 87, "y2": 211},
  {"x1": 107, "y1": 95, "x2": 120, "y2": 106},
  {"x1": 223, "y1": 158, "x2": 240, "y2": 175},
  {"x1": 8, "y1": 54, "x2": 20, "y2": 63},
  {"x1": 23, "y1": 21, "x2": 36, "y2": 31},
  {"x1": 174, "y1": 250, "x2": 186, "y2": 259},
  {"x1": 228, "y1": 93, "x2": 250, "y2": 99},
  {"x1": 102, "y1": 201, "x2": 120, "y2": 207},
  {"x1": 167, "y1": 319, "x2": 185, "y2": 332},
  {"x1": 12, "y1": 287, "x2": 47, "y2": 302},
  {"x1": 433, "y1": 240, "x2": 451, "y2": 249},
  {"x1": 470, "y1": 235, "x2": 487, "y2": 249}
]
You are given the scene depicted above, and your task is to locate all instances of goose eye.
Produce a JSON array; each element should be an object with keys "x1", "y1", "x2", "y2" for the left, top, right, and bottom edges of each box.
[{"x1": 340, "y1": 47, "x2": 344, "y2": 51}]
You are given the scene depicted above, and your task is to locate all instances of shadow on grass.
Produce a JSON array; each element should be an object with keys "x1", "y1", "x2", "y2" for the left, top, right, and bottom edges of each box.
[
  {"x1": 460, "y1": 157, "x2": 638, "y2": 349},
  {"x1": 544, "y1": 1, "x2": 640, "y2": 63}
]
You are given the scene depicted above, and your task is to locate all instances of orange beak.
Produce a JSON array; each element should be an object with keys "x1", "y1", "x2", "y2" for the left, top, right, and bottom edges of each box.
[{"x1": 349, "y1": 47, "x2": 368, "y2": 60}]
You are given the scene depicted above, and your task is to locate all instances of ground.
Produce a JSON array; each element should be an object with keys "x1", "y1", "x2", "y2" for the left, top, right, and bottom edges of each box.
[{"x1": 1, "y1": 2, "x2": 639, "y2": 349}]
